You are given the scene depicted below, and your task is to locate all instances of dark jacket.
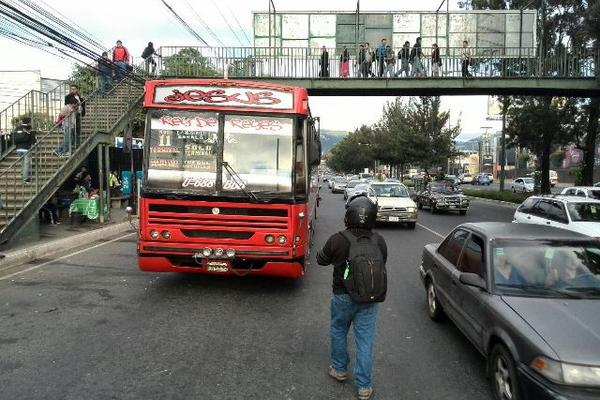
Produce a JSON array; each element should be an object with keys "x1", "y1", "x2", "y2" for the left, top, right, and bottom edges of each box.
[
  {"x1": 340, "y1": 49, "x2": 349, "y2": 62},
  {"x1": 399, "y1": 46, "x2": 410, "y2": 60},
  {"x1": 98, "y1": 57, "x2": 113, "y2": 75},
  {"x1": 432, "y1": 48, "x2": 441, "y2": 65},
  {"x1": 141, "y1": 45, "x2": 156, "y2": 60},
  {"x1": 14, "y1": 125, "x2": 36, "y2": 150},
  {"x1": 317, "y1": 229, "x2": 388, "y2": 294},
  {"x1": 65, "y1": 93, "x2": 86, "y2": 117}
]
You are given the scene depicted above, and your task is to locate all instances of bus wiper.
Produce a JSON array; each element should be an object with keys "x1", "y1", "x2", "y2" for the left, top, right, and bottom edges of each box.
[{"x1": 222, "y1": 161, "x2": 258, "y2": 202}]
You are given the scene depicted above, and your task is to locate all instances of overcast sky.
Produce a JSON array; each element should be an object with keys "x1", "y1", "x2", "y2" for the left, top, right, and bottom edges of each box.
[{"x1": 0, "y1": 0, "x2": 501, "y2": 139}]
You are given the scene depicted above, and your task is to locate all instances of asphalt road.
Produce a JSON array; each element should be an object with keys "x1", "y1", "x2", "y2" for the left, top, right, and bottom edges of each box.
[{"x1": 0, "y1": 191, "x2": 516, "y2": 400}]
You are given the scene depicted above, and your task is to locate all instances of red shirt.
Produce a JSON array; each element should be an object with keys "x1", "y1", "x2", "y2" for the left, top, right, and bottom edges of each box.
[{"x1": 113, "y1": 46, "x2": 130, "y2": 63}]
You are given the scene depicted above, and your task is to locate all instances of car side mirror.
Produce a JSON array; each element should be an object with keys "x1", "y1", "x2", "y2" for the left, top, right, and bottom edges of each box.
[{"x1": 459, "y1": 273, "x2": 486, "y2": 290}]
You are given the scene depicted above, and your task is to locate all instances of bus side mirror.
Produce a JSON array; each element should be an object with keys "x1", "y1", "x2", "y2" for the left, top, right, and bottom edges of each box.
[{"x1": 309, "y1": 140, "x2": 321, "y2": 166}]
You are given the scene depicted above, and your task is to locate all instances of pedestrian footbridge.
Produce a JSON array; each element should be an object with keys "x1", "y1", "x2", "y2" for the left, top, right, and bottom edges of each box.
[{"x1": 158, "y1": 46, "x2": 600, "y2": 96}]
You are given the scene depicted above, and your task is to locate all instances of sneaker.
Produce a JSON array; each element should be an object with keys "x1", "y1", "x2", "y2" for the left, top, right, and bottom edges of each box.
[
  {"x1": 357, "y1": 387, "x2": 374, "y2": 400},
  {"x1": 23, "y1": 179, "x2": 31, "y2": 184},
  {"x1": 53, "y1": 150, "x2": 61, "y2": 157},
  {"x1": 328, "y1": 366, "x2": 349, "y2": 382},
  {"x1": 61, "y1": 152, "x2": 71, "y2": 158}
]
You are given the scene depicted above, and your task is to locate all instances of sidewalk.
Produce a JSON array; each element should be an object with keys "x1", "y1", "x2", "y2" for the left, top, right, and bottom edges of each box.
[{"x1": 0, "y1": 207, "x2": 134, "y2": 274}]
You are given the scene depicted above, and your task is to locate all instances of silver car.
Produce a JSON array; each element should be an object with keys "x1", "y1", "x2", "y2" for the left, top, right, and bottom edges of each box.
[{"x1": 421, "y1": 222, "x2": 600, "y2": 400}]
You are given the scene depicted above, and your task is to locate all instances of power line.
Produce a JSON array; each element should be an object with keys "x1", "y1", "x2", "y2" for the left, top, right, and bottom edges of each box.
[
  {"x1": 160, "y1": 0, "x2": 210, "y2": 46},
  {"x1": 209, "y1": 0, "x2": 244, "y2": 46},
  {"x1": 181, "y1": 0, "x2": 226, "y2": 47},
  {"x1": 224, "y1": 1, "x2": 252, "y2": 46}
]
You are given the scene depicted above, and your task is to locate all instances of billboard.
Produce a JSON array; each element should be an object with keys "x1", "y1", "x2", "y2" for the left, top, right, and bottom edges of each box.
[{"x1": 253, "y1": 10, "x2": 537, "y2": 55}]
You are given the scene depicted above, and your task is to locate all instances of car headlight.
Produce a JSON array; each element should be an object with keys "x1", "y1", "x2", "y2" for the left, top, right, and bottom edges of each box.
[
  {"x1": 407, "y1": 207, "x2": 416, "y2": 213},
  {"x1": 531, "y1": 356, "x2": 600, "y2": 387}
]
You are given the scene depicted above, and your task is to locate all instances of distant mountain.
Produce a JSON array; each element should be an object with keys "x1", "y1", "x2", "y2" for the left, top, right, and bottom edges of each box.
[{"x1": 321, "y1": 129, "x2": 348, "y2": 154}]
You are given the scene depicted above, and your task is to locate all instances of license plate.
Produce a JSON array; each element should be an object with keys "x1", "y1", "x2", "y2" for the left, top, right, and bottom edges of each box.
[
  {"x1": 206, "y1": 261, "x2": 230, "y2": 273},
  {"x1": 389, "y1": 216, "x2": 399, "y2": 222},
  {"x1": 448, "y1": 205, "x2": 456, "y2": 208}
]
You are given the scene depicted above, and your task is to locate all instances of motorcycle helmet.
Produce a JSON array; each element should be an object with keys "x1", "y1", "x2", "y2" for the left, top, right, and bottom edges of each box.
[{"x1": 344, "y1": 195, "x2": 377, "y2": 230}]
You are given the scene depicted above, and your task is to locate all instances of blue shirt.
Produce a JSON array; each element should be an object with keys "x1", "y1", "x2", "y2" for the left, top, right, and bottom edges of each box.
[
  {"x1": 495, "y1": 266, "x2": 527, "y2": 286},
  {"x1": 376, "y1": 45, "x2": 386, "y2": 60}
]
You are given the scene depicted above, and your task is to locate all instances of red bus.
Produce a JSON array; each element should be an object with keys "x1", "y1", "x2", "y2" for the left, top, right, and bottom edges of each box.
[{"x1": 137, "y1": 79, "x2": 321, "y2": 278}]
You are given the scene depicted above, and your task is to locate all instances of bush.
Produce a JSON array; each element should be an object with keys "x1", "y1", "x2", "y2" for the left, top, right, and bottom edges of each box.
[{"x1": 462, "y1": 189, "x2": 529, "y2": 204}]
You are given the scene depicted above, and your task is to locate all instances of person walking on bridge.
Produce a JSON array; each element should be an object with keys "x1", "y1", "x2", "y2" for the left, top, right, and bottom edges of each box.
[
  {"x1": 395, "y1": 41, "x2": 411, "y2": 78},
  {"x1": 339, "y1": 46, "x2": 350, "y2": 78},
  {"x1": 112, "y1": 40, "x2": 131, "y2": 82},
  {"x1": 410, "y1": 37, "x2": 425, "y2": 78},
  {"x1": 317, "y1": 196, "x2": 388, "y2": 400},
  {"x1": 462, "y1": 40, "x2": 473, "y2": 78},
  {"x1": 319, "y1": 46, "x2": 330, "y2": 78},
  {"x1": 376, "y1": 38, "x2": 387, "y2": 77},
  {"x1": 141, "y1": 42, "x2": 160, "y2": 75}
]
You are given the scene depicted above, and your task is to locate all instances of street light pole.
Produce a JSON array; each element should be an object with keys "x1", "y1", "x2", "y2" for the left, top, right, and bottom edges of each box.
[{"x1": 500, "y1": 96, "x2": 508, "y2": 191}]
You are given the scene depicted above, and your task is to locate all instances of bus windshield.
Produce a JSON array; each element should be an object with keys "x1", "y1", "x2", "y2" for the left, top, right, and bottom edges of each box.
[{"x1": 145, "y1": 110, "x2": 297, "y2": 195}]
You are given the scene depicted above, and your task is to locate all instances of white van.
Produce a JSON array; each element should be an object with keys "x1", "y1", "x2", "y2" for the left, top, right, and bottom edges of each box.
[{"x1": 549, "y1": 170, "x2": 558, "y2": 187}]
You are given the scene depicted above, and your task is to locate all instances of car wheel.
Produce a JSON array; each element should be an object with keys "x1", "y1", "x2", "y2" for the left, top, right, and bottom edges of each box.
[
  {"x1": 407, "y1": 222, "x2": 416, "y2": 229},
  {"x1": 431, "y1": 204, "x2": 438, "y2": 214},
  {"x1": 512, "y1": 187, "x2": 516, "y2": 193},
  {"x1": 490, "y1": 344, "x2": 521, "y2": 400},
  {"x1": 417, "y1": 201, "x2": 423, "y2": 210},
  {"x1": 459, "y1": 210, "x2": 467, "y2": 216},
  {"x1": 426, "y1": 280, "x2": 444, "y2": 321}
]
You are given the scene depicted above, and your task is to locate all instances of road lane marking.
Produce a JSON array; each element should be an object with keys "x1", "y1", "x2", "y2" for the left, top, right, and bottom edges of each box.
[
  {"x1": 0, "y1": 233, "x2": 135, "y2": 282},
  {"x1": 416, "y1": 223, "x2": 445, "y2": 239}
]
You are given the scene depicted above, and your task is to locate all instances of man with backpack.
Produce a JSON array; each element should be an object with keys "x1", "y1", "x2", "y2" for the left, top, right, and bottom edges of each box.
[
  {"x1": 317, "y1": 195, "x2": 388, "y2": 400},
  {"x1": 410, "y1": 37, "x2": 425, "y2": 77},
  {"x1": 395, "y1": 41, "x2": 411, "y2": 78}
]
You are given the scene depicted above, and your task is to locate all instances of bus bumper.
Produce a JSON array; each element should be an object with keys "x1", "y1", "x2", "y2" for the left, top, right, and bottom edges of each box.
[{"x1": 138, "y1": 252, "x2": 306, "y2": 278}]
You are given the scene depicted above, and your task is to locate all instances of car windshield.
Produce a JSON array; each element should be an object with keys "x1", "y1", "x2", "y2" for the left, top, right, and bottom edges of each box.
[
  {"x1": 334, "y1": 177, "x2": 346, "y2": 183},
  {"x1": 145, "y1": 110, "x2": 297, "y2": 195},
  {"x1": 589, "y1": 190, "x2": 600, "y2": 200},
  {"x1": 567, "y1": 203, "x2": 600, "y2": 222},
  {"x1": 347, "y1": 180, "x2": 360, "y2": 188},
  {"x1": 371, "y1": 184, "x2": 409, "y2": 197},
  {"x1": 431, "y1": 185, "x2": 457, "y2": 194},
  {"x1": 522, "y1": 178, "x2": 534, "y2": 184},
  {"x1": 492, "y1": 239, "x2": 600, "y2": 298},
  {"x1": 353, "y1": 184, "x2": 369, "y2": 192}
]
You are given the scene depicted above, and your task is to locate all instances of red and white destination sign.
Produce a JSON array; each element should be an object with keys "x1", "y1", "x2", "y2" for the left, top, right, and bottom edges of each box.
[{"x1": 153, "y1": 85, "x2": 294, "y2": 110}]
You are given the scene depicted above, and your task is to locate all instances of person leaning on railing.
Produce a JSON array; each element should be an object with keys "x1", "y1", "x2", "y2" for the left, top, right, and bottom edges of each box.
[
  {"x1": 461, "y1": 41, "x2": 473, "y2": 78},
  {"x1": 13, "y1": 118, "x2": 36, "y2": 184}
]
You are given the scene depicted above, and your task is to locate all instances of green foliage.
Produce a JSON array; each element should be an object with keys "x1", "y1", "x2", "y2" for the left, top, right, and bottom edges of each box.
[
  {"x1": 162, "y1": 48, "x2": 220, "y2": 77},
  {"x1": 70, "y1": 64, "x2": 97, "y2": 95},
  {"x1": 11, "y1": 111, "x2": 54, "y2": 131},
  {"x1": 327, "y1": 125, "x2": 375, "y2": 173},
  {"x1": 506, "y1": 97, "x2": 579, "y2": 193},
  {"x1": 462, "y1": 188, "x2": 529, "y2": 204}
]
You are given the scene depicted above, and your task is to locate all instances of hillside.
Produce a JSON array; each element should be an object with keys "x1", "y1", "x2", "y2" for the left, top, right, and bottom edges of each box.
[{"x1": 320, "y1": 129, "x2": 348, "y2": 154}]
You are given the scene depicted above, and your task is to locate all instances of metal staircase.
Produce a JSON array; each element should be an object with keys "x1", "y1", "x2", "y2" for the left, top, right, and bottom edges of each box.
[{"x1": 0, "y1": 78, "x2": 144, "y2": 245}]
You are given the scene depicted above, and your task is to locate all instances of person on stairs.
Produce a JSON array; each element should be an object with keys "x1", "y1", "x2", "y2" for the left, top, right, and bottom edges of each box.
[
  {"x1": 14, "y1": 118, "x2": 36, "y2": 183},
  {"x1": 64, "y1": 85, "x2": 85, "y2": 148},
  {"x1": 54, "y1": 98, "x2": 78, "y2": 157}
]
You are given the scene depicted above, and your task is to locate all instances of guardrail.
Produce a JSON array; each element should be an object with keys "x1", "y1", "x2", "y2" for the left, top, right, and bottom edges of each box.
[{"x1": 155, "y1": 46, "x2": 599, "y2": 80}]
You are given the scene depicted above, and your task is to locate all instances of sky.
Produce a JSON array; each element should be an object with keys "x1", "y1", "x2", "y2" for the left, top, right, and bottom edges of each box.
[{"x1": 0, "y1": 0, "x2": 501, "y2": 140}]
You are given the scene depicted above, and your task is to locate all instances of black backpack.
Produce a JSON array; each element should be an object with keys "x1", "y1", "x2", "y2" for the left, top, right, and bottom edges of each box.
[{"x1": 340, "y1": 231, "x2": 387, "y2": 303}]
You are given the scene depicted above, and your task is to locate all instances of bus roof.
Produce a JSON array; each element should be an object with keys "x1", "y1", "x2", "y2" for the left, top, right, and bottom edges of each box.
[{"x1": 144, "y1": 79, "x2": 309, "y2": 115}]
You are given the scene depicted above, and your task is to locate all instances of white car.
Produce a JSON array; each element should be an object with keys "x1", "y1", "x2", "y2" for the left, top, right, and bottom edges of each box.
[
  {"x1": 561, "y1": 186, "x2": 600, "y2": 200},
  {"x1": 366, "y1": 182, "x2": 417, "y2": 228},
  {"x1": 331, "y1": 178, "x2": 347, "y2": 193},
  {"x1": 513, "y1": 195, "x2": 600, "y2": 236},
  {"x1": 344, "y1": 180, "x2": 362, "y2": 200},
  {"x1": 511, "y1": 177, "x2": 534, "y2": 193},
  {"x1": 459, "y1": 173, "x2": 473, "y2": 184},
  {"x1": 345, "y1": 183, "x2": 369, "y2": 205}
]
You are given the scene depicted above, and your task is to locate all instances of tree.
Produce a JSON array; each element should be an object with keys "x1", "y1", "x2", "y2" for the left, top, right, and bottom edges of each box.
[
  {"x1": 162, "y1": 48, "x2": 220, "y2": 77},
  {"x1": 70, "y1": 64, "x2": 97, "y2": 95},
  {"x1": 506, "y1": 97, "x2": 579, "y2": 193},
  {"x1": 401, "y1": 97, "x2": 460, "y2": 173},
  {"x1": 327, "y1": 125, "x2": 375, "y2": 173}
]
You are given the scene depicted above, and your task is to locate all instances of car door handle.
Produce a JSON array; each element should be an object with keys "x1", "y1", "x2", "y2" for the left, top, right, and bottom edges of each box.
[
  {"x1": 527, "y1": 216, "x2": 531, "y2": 220},
  {"x1": 546, "y1": 221, "x2": 551, "y2": 225}
]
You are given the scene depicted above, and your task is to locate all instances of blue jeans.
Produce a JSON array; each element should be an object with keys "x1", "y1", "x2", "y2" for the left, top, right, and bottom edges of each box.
[
  {"x1": 114, "y1": 61, "x2": 127, "y2": 81},
  {"x1": 16, "y1": 149, "x2": 31, "y2": 181},
  {"x1": 330, "y1": 294, "x2": 379, "y2": 389},
  {"x1": 99, "y1": 72, "x2": 112, "y2": 94},
  {"x1": 57, "y1": 126, "x2": 74, "y2": 154}
]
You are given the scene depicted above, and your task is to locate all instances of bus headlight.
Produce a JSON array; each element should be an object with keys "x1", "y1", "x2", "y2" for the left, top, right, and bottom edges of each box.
[
  {"x1": 214, "y1": 248, "x2": 224, "y2": 257},
  {"x1": 226, "y1": 249, "x2": 235, "y2": 258},
  {"x1": 265, "y1": 235, "x2": 275, "y2": 244},
  {"x1": 202, "y1": 247, "x2": 212, "y2": 257},
  {"x1": 161, "y1": 230, "x2": 171, "y2": 239},
  {"x1": 278, "y1": 235, "x2": 287, "y2": 245},
  {"x1": 150, "y1": 230, "x2": 159, "y2": 239}
]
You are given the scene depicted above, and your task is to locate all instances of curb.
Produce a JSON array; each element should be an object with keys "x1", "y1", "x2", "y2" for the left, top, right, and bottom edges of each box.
[
  {"x1": 0, "y1": 222, "x2": 133, "y2": 272},
  {"x1": 467, "y1": 196, "x2": 520, "y2": 209}
]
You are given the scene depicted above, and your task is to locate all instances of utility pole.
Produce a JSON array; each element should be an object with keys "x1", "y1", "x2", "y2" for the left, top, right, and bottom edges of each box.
[{"x1": 500, "y1": 96, "x2": 508, "y2": 191}]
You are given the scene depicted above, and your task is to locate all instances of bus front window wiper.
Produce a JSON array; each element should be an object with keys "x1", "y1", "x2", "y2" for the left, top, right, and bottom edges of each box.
[{"x1": 222, "y1": 161, "x2": 258, "y2": 203}]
